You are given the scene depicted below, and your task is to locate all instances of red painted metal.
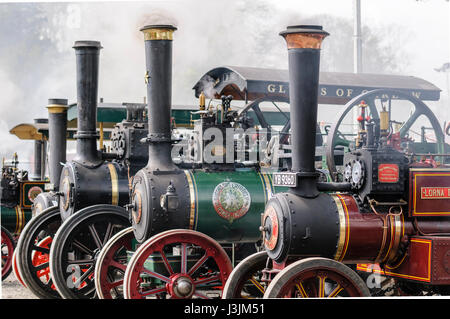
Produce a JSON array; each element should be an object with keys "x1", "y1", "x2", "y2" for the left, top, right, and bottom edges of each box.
[
  {"x1": 357, "y1": 236, "x2": 450, "y2": 285},
  {"x1": 96, "y1": 229, "x2": 134, "y2": 299},
  {"x1": 12, "y1": 250, "x2": 26, "y2": 287},
  {"x1": 1, "y1": 228, "x2": 15, "y2": 279},
  {"x1": 31, "y1": 236, "x2": 55, "y2": 290},
  {"x1": 124, "y1": 229, "x2": 232, "y2": 299},
  {"x1": 409, "y1": 169, "x2": 450, "y2": 217}
]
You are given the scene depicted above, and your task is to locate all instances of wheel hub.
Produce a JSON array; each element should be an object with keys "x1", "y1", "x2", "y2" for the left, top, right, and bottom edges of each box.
[{"x1": 168, "y1": 274, "x2": 195, "y2": 298}]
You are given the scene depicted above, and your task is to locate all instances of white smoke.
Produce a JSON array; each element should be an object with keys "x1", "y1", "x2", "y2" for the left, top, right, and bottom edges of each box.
[{"x1": 1, "y1": 0, "x2": 448, "y2": 168}]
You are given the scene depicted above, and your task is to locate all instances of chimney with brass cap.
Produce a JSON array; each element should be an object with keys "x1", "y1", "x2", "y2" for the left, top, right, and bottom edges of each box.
[
  {"x1": 141, "y1": 25, "x2": 177, "y2": 171},
  {"x1": 279, "y1": 25, "x2": 329, "y2": 197},
  {"x1": 46, "y1": 98, "x2": 68, "y2": 190}
]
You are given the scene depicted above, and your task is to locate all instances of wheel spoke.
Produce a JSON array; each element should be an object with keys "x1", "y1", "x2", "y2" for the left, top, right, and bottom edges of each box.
[
  {"x1": 33, "y1": 262, "x2": 49, "y2": 272},
  {"x1": 84, "y1": 285, "x2": 97, "y2": 298},
  {"x1": 296, "y1": 282, "x2": 309, "y2": 298},
  {"x1": 140, "y1": 286, "x2": 167, "y2": 297},
  {"x1": 110, "y1": 260, "x2": 127, "y2": 272},
  {"x1": 187, "y1": 252, "x2": 208, "y2": 276},
  {"x1": 328, "y1": 284, "x2": 343, "y2": 298},
  {"x1": 192, "y1": 292, "x2": 209, "y2": 299},
  {"x1": 193, "y1": 274, "x2": 220, "y2": 287},
  {"x1": 141, "y1": 267, "x2": 171, "y2": 283},
  {"x1": 73, "y1": 265, "x2": 94, "y2": 288},
  {"x1": 249, "y1": 277, "x2": 265, "y2": 294},
  {"x1": 88, "y1": 224, "x2": 103, "y2": 249},
  {"x1": 72, "y1": 239, "x2": 94, "y2": 255},
  {"x1": 32, "y1": 245, "x2": 50, "y2": 254},
  {"x1": 180, "y1": 243, "x2": 187, "y2": 274},
  {"x1": 159, "y1": 250, "x2": 174, "y2": 276},
  {"x1": 318, "y1": 276, "x2": 327, "y2": 298},
  {"x1": 68, "y1": 258, "x2": 95, "y2": 265},
  {"x1": 102, "y1": 222, "x2": 113, "y2": 246},
  {"x1": 107, "y1": 279, "x2": 123, "y2": 289}
]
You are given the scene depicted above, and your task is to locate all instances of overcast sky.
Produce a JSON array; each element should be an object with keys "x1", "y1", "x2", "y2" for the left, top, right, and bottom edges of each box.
[{"x1": 0, "y1": 0, "x2": 449, "y2": 171}]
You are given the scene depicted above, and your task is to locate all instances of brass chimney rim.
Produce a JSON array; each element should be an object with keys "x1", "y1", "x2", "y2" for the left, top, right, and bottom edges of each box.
[{"x1": 140, "y1": 24, "x2": 177, "y2": 40}]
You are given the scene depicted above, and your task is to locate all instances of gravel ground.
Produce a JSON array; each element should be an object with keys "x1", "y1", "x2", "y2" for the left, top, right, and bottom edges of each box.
[{"x1": 1, "y1": 274, "x2": 38, "y2": 299}]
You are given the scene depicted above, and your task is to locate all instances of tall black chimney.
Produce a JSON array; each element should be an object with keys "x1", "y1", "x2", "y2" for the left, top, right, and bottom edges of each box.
[
  {"x1": 46, "y1": 98, "x2": 68, "y2": 190},
  {"x1": 73, "y1": 41, "x2": 102, "y2": 166},
  {"x1": 279, "y1": 25, "x2": 329, "y2": 197},
  {"x1": 32, "y1": 118, "x2": 47, "y2": 180},
  {"x1": 140, "y1": 25, "x2": 177, "y2": 171}
]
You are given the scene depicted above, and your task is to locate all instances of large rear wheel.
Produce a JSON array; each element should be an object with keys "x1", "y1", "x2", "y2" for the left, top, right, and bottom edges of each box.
[
  {"x1": 49, "y1": 204, "x2": 129, "y2": 299},
  {"x1": 222, "y1": 251, "x2": 270, "y2": 299},
  {"x1": 123, "y1": 229, "x2": 232, "y2": 299},
  {"x1": 15, "y1": 206, "x2": 61, "y2": 298},
  {"x1": 94, "y1": 226, "x2": 134, "y2": 299},
  {"x1": 264, "y1": 257, "x2": 370, "y2": 298}
]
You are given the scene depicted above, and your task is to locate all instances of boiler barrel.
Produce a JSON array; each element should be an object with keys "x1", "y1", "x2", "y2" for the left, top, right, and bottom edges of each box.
[
  {"x1": 1, "y1": 206, "x2": 32, "y2": 235},
  {"x1": 131, "y1": 168, "x2": 284, "y2": 243},
  {"x1": 186, "y1": 169, "x2": 280, "y2": 243},
  {"x1": 58, "y1": 161, "x2": 130, "y2": 221}
]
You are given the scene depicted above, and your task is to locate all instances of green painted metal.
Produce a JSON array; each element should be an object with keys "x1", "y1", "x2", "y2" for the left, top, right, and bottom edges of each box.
[
  {"x1": 188, "y1": 168, "x2": 284, "y2": 243},
  {"x1": 246, "y1": 110, "x2": 289, "y2": 127},
  {"x1": 0, "y1": 205, "x2": 32, "y2": 235},
  {"x1": 67, "y1": 103, "x2": 200, "y2": 126},
  {"x1": 67, "y1": 105, "x2": 126, "y2": 123},
  {"x1": 20, "y1": 182, "x2": 46, "y2": 208}
]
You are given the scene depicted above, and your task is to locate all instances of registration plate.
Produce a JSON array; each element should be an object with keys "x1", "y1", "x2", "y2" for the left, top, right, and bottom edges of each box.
[{"x1": 272, "y1": 172, "x2": 297, "y2": 187}]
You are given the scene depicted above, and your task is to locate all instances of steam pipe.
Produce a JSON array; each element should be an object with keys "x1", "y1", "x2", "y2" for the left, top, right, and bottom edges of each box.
[
  {"x1": 279, "y1": 25, "x2": 329, "y2": 197},
  {"x1": 46, "y1": 98, "x2": 68, "y2": 190},
  {"x1": 73, "y1": 41, "x2": 103, "y2": 166},
  {"x1": 140, "y1": 25, "x2": 178, "y2": 171}
]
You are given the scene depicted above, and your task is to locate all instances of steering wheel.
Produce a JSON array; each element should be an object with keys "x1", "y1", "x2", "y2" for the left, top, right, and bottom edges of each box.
[{"x1": 325, "y1": 89, "x2": 445, "y2": 182}]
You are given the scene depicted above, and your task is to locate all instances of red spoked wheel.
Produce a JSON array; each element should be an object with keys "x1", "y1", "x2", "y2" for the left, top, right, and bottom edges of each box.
[
  {"x1": 263, "y1": 257, "x2": 370, "y2": 298},
  {"x1": 12, "y1": 250, "x2": 27, "y2": 287},
  {"x1": 30, "y1": 236, "x2": 56, "y2": 290},
  {"x1": 123, "y1": 229, "x2": 232, "y2": 299},
  {"x1": 1, "y1": 226, "x2": 15, "y2": 280},
  {"x1": 95, "y1": 227, "x2": 134, "y2": 299},
  {"x1": 16, "y1": 206, "x2": 62, "y2": 299}
]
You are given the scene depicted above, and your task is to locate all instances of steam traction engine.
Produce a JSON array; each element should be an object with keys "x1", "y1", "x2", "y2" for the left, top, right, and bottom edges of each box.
[
  {"x1": 15, "y1": 41, "x2": 150, "y2": 299},
  {"x1": 1, "y1": 116, "x2": 54, "y2": 281},
  {"x1": 90, "y1": 24, "x2": 289, "y2": 299},
  {"x1": 224, "y1": 25, "x2": 450, "y2": 298}
]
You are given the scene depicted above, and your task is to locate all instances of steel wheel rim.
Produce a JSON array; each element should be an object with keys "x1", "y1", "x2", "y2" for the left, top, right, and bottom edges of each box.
[
  {"x1": 12, "y1": 250, "x2": 27, "y2": 287},
  {"x1": 124, "y1": 229, "x2": 232, "y2": 299}
]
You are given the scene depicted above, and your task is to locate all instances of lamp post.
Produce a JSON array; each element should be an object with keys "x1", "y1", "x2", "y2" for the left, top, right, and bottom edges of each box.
[{"x1": 434, "y1": 62, "x2": 450, "y2": 137}]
